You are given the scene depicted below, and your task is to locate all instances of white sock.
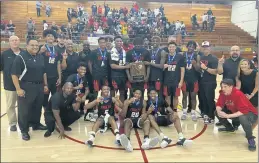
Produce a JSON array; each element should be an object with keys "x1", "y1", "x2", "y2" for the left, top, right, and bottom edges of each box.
[
  {"x1": 183, "y1": 108, "x2": 188, "y2": 113},
  {"x1": 191, "y1": 110, "x2": 195, "y2": 114},
  {"x1": 178, "y1": 132, "x2": 184, "y2": 140},
  {"x1": 114, "y1": 129, "x2": 119, "y2": 135}
]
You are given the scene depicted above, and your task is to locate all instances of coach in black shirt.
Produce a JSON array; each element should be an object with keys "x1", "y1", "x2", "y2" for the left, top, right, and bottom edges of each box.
[
  {"x1": 0, "y1": 36, "x2": 24, "y2": 131},
  {"x1": 199, "y1": 41, "x2": 218, "y2": 124},
  {"x1": 44, "y1": 82, "x2": 81, "y2": 138},
  {"x1": 11, "y1": 38, "x2": 48, "y2": 141}
]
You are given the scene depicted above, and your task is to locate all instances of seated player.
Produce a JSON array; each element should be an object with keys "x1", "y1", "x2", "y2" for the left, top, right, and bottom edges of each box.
[
  {"x1": 147, "y1": 89, "x2": 193, "y2": 147},
  {"x1": 215, "y1": 79, "x2": 258, "y2": 151},
  {"x1": 44, "y1": 82, "x2": 81, "y2": 138},
  {"x1": 120, "y1": 89, "x2": 160, "y2": 152},
  {"x1": 84, "y1": 86, "x2": 123, "y2": 146},
  {"x1": 66, "y1": 62, "x2": 89, "y2": 114}
]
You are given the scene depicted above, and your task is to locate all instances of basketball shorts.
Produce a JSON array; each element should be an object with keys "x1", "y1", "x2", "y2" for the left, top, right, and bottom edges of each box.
[
  {"x1": 125, "y1": 118, "x2": 142, "y2": 128},
  {"x1": 112, "y1": 77, "x2": 126, "y2": 90},
  {"x1": 163, "y1": 84, "x2": 180, "y2": 97},
  {"x1": 156, "y1": 115, "x2": 173, "y2": 126},
  {"x1": 181, "y1": 81, "x2": 199, "y2": 93}
]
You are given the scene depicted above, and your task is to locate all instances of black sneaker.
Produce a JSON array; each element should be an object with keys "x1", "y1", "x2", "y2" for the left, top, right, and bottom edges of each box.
[
  {"x1": 10, "y1": 125, "x2": 17, "y2": 131},
  {"x1": 22, "y1": 132, "x2": 30, "y2": 141},
  {"x1": 32, "y1": 123, "x2": 47, "y2": 130},
  {"x1": 233, "y1": 126, "x2": 239, "y2": 130},
  {"x1": 64, "y1": 126, "x2": 72, "y2": 131},
  {"x1": 218, "y1": 128, "x2": 235, "y2": 132},
  {"x1": 160, "y1": 137, "x2": 172, "y2": 148},
  {"x1": 248, "y1": 138, "x2": 256, "y2": 151},
  {"x1": 176, "y1": 138, "x2": 193, "y2": 146},
  {"x1": 215, "y1": 122, "x2": 223, "y2": 126},
  {"x1": 44, "y1": 131, "x2": 52, "y2": 137}
]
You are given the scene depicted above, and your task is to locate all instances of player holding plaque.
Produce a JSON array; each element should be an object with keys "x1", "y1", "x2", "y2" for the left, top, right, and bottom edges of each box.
[
  {"x1": 161, "y1": 41, "x2": 185, "y2": 112},
  {"x1": 126, "y1": 37, "x2": 151, "y2": 97}
]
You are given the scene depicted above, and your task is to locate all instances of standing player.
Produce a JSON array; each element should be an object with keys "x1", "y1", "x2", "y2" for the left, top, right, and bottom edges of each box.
[
  {"x1": 181, "y1": 41, "x2": 200, "y2": 121},
  {"x1": 126, "y1": 37, "x2": 151, "y2": 97},
  {"x1": 109, "y1": 35, "x2": 131, "y2": 101},
  {"x1": 161, "y1": 41, "x2": 185, "y2": 112},
  {"x1": 120, "y1": 89, "x2": 160, "y2": 152},
  {"x1": 147, "y1": 89, "x2": 193, "y2": 147},
  {"x1": 84, "y1": 86, "x2": 123, "y2": 146}
]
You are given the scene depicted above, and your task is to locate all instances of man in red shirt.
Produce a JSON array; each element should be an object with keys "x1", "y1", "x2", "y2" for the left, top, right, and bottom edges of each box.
[{"x1": 215, "y1": 78, "x2": 258, "y2": 151}]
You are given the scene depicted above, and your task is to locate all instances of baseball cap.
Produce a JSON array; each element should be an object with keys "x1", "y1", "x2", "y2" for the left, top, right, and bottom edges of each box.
[
  {"x1": 220, "y1": 78, "x2": 234, "y2": 86},
  {"x1": 201, "y1": 41, "x2": 210, "y2": 47}
]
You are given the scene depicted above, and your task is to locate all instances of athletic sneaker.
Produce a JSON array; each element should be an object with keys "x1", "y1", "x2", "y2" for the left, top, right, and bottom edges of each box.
[
  {"x1": 120, "y1": 134, "x2": 133, "y2": 152},
  {"x1": 160, "y1": 137, "x2": 172, "y2": 148},
  {"x1": 115, "y1": 134, "x2": 121, "y2": 145},
  {"x1": 86, "y1": 132, "x2": 95, "y2": 147},
  {"x1": 84, "y1": 112, "x2": 94, "y2": 121},
  {"x1": 181, "y1": 112, "x2": 187, "y2": 120},
  {"x1": 248, "y1": 138, "x2": 256, "y2": 151},
  {"x1": 176, "y1": 138, "x2": 193, "y2": 146},
  {"x1": 203, "y1": 115, "x2": 209, "y2": 124},
  {"x1": 191, "y1": 113, "x2": 197, "y2": 121},
  {"x1": 142, "y1": 137, "x2": 160, "y2": 149}
]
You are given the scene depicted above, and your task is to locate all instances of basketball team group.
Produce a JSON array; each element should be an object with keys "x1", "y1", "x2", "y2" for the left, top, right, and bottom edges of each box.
[{"x1": 1, "y1": 29, "x2": 258, "y2": 152}]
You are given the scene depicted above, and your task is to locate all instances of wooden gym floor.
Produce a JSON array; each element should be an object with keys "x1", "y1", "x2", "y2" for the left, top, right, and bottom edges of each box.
[{"x1": 1, "y1": 74, "x2": 258, "y2": 162}]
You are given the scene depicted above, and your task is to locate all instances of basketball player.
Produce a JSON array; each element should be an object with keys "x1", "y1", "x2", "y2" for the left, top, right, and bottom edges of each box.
[
  {"x1": 89, "y1": 37, "x2": 110, "y2": 94},
  {"x1": 38, "y1": 29, "x2": 61, "y2": 111},
  {"x1": 109, "y1": 35, "x2": 131, "y2": 102},
  {"x1": 84, "y1": 86, "x2": 123, "y2": 146},
  {"x1": 215, "y1": 79, "x2": 258, "y2": 151},
  {"x1": 147, "y1": 89, "x2": 193, "y2": 147},
  {"x1": 126, "y1": 37, "x2": 151, "y2": 97},
  {"x1": 120, "y1": 89, "x2": 160, "y2": 152},
  {"x1": 161, "y1": 41, "x2": 185, "y2": 112},
  {"x1": 181, "y1": 41, "x2": 200, "y2": 121},
  {"x1": 144, "y1": 36, "x2": 165, "y2": 96}
]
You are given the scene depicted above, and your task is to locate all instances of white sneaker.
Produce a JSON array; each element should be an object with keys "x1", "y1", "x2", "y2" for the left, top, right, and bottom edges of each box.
[
  {"x1": 84, "y1": 112, "x2": 93, "y2": 121},
  {"x1": 90, "y1": 114, "x2": 98, "y2": 122},
  {"x1": 191, "y1": 113, "x2": 197, "y2": 121},
  {"x1": 142, "y1": 137, "x2": 160, "y2": 149},
  {"x1": 160, "y1": 137, "x2": 172, "y2": 148},
  {"x1": 115, "y1": 134, "x2": 121, "y2": 145},
  {"x1": 181, "y1": 112, "x2": 187, "y2": 120},
  {"x1": 141, "y1": 138, "x2": 150, "y2": 149},
  {"x1": 176, "y1": 138, "x2": 193, "y2": 147},
  {"x1": 86, "y1": 134, "x2": 95, "y2": 146},
  {"x1": 120, "y1": 134, "x2": 133, "y2": 152}
]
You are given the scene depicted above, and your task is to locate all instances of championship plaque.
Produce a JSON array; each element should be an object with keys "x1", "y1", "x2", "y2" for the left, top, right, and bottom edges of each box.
[{"x1": 130, "y1": 62, "x2": 146, "y2": 82}]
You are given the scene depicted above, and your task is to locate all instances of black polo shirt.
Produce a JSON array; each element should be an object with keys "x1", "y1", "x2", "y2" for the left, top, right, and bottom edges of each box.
[
  {"x1": 11, "y1": 50, "x2": 46, "y2": 82},
  {"x1": 200, "y1": 54, "x2": 218, "y2": 83},
  {"x1": 66, "y1": 73, "x2": 88, "y2": 94},
  {"x1": 0, "y1": 48, "x2": 24, "y2": 91},
  {"x1": 46, "y1": 92, "x2": 76, "y2": 113}
]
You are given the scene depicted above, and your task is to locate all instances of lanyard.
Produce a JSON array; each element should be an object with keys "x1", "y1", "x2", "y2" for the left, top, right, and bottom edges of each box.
[
  {"x1": 98, "y1": 48, "x2": 107, "y2": 61},
  {"x1": 168, "y1": 53, "x2": 176, "y2": 64},
  {"x1": 117, "y1": 48, "x2": 123, "y2": 60},
  {"x1": 151, "y1": 48, "x2": 160, "y2": 60},
  {"x1": 150, "y1": 97, "x2": 158, "y2": 113},
  {"x1": 133, "y1": 51, "x2": 141, "y2": 61},
  {"x1": 185, "y1": 52, "x2": 194, "y2": 66},
  {"x1": 45, "y1": 44, "x2": 55, "y2": 58},
  {"x1": 76, "y1": 74, "x2": 83, "y2": 92}
]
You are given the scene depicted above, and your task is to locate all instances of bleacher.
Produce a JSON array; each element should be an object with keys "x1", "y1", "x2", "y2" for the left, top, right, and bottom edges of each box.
[{"x1": 1, "y1": 1, "x2": 256, "y2": 59}]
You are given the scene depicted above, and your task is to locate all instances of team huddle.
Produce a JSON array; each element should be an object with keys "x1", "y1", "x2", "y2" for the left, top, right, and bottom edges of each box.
[{"x1": 2, "y1": 28, "x2": 258, "y2": 152}]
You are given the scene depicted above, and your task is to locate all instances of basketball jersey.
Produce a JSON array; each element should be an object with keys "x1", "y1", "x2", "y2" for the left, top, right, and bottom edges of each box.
[
  {"x1": 97, "y1": 97, "x2": 115, "y2": 117},
  {"x1": 146, "y1": 98, "x2": 168, "y2": 115},
  {"x1": 126, "y1": 100, "x2": 143, "y2": 119}
]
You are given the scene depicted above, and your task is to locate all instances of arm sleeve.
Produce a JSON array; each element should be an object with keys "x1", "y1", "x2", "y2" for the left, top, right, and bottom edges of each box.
[
  {"x1": 216, "y1": 92, "x2": 225, "y2": 108},
  {"x1": 11, "y1": 55, "x2": 24, "y2": 76}
]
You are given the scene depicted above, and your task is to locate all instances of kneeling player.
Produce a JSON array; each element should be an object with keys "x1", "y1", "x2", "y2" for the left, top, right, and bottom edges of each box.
[
  {"x1": 147, "y1": 89, "x2": 193, "y2": 147},
  {"x1": 84, "y1": 86, "x2": 123, "y2": 146},
  {"x1": 120, "y1": 89, "x2": 160, "y2": 152}
]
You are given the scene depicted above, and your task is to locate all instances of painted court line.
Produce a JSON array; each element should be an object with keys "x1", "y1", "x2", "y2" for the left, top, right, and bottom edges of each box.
[{"x1": 134, "y1": 128, "x2": 149, "y2": 163}]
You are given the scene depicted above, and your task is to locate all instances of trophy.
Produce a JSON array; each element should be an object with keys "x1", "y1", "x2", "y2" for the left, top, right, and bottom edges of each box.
[{"x1": 130, "y1": 62, "x2": 146, "y2": 82}]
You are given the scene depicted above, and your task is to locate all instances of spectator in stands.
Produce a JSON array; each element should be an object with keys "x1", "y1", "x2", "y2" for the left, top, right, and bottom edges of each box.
[
  {"x1": 51, "y1": 21, "x2": 59, "y2": 33},
  {"x1": 201, "y1": 13, "x2": 208, "y2": 31},
  {"x1": 1, "y1": 21, "x2": 6, "y2": 35},
  {"x1": 98, "y1": 5, "x2": 102, "y2": 15},
  {"x1": 159, "y1": 4, "x2": 164, "y2": 16},
  {"x1": 91, "y1": 2, "x2": 97, "y2": 16},
  {"x1": 207, "y1": 8, "x2": 213, "y2": 22},
  {"x1": 43, "y1": 20, "x2": 48, "y2": 30},
  {"x1": 96, "y1": 26, "x2": 104, "y2": 34},
  {"x1": 191, "y1": 14, "x2": 199, "y2": 30},
  {"x1": 104, "y1": 3, "x2": 110, "y2": 17},
  {"x1": 209, "y1": 16, "x2": 216, "y2": 32},
  {"x1": 45, "y1": 2, "x2": 51, "y2": 17},
  {"x1": 6, "y1": 20, "x2": 16, "y2": 36},
  {"x1": 36, "y1": 1, "x2": 42, "y2": 17},
  {"x1": 27, "y1": 19, "x2": 36, "y2": 41},
  {"x1": 67, "y1": 8, "x2": 72, "y2": 22}
]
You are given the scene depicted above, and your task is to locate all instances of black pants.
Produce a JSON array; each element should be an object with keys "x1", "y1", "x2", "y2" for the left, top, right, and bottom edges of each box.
[
  {"x1": 43, "y1": 77, "x2": 58, "y2": 107},
  {"x1": 202, "y1": 21, "x2": 207, "y2": 30},
  {"x1": 215, "y1": 110, "x2": 258, "y2": 139},
  {"x1": 199, "y1": 82, "x2": 216, "y2": 119},
  {"x1": 44, "y1": 109, "x2": 80, "y2": 132},
  {"x1": 215, "y1": 106, "x2": 240, "y2": 127},
  {"x1": 37, "y1": 8, "x2": 41, "y2": 16},
  {"x1": 18, "y1": 82, "x2": 44, "y2": 133}
]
